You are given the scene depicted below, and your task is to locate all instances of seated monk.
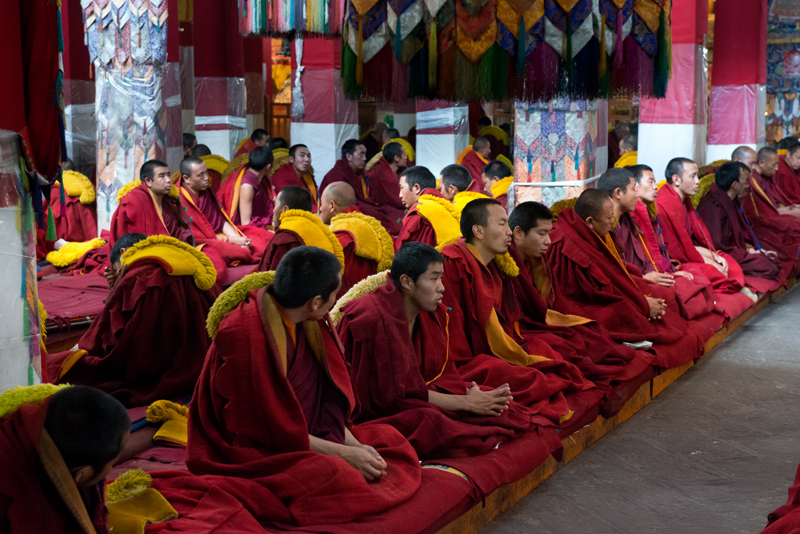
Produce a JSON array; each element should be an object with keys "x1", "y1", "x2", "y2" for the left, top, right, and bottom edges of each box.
[
  {"x1": 365, "y1": 142, "x2": 407, "y2": 222},
  {"x1": 482, "y1": 160, "x2": 514, "y2": 211},
  {"x1": 0, "y1": 386, "x2": 130, "y2": 533},
  {"x1": 189, "y1": 247, "x2": 421, "y2": 525},
  {"x1": 257, "y1": 186, "x2": 344, "y2": 273},
  {"x1": 656, "y1": 157, "x2": 746, "y2": 293},
  {"x1": 598, "y1": 168, "x2": 721, "y2": 324},
  {"x1": 460, "y1": 137, "x2": 492, "y2": 192},
  {"x1": 439, "y1": 164, "x2": 474, "y2": 201},
  {"x1": 190, "y1": 145, "x2": 228, "y2": 192},
  {"x1": 320, "y1": 139, "x2": 403, "y2": 235},
  {"x1": 507, "y1": 202, "x2": 655, "y2": 409},
  {"x1": 234, "y1": 128, "x2": 269, "y2": 159},
  {"x1": 751, "y1": 147, "x2": 800, "y2": 218},
  {"x1": 47, "y1": 234, "x2": 221, "y2": 407},
  {"x1": 775, "y1": 142, "x2": 800, "y2": 205},
  {"x1": 441, "y1": 198, "x2": 598, "y2": 428},
  {"x1": 320, "y1": 182, "x2": 395, "y2": 296},
  {"x1": 361, "y1": 121, "x2": 387, "y2": 161},
  {"x1": 395, "y1": 166, "x2": 462, "y2": 250},
  {"x1": 548, "y1": 190, "x2": 704, "y2": 369},
  {"x1": 613, "y1": 134, "x2": 637, "y2": 168},
  {"x1": 336, "y1": 242, "x2": 534, "y2": 459},
  {"x1": 218, "y1": 146, "x2": 275, "y2": 229},
  {"x1": 109, "y1": 159, "x2": 193, "y2": 248},
  {"x1": 271, "y1": 144, "x2": 318, "y2": 213},
  {"x1": 183, "y1": 132, "x2": 196, "y2": 157},
  {"x1": 50, "y1": 162, "x2": 98, "y2": 243},
  {"x1": 697, "y1": 162, "x2": 783, "y2": 286}
]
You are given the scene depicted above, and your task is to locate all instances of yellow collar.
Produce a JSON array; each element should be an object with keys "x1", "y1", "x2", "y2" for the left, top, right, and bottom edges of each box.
[
  {"x1": 491, "y1": 176, "x2": 513, "y2": 199},
  {"x1": 61, "y1": 170, "x2": 96, "y2": 205},
  {"x1": 279, "y1": 210, "x2": 345, "y2": 271},
  {"x1": 330, "y1": 212, "x2": 394, "y2": 271},
  {"x1": 477, "y1": 125, "x2": 510, "y2": 145},
  {"x1": 121, "y1": 235, "x2": 216, "y2": 290},
  {"x1": 207, "y1": 271, "x2": 275, "y2": 338},
  {"x1": 464, "y1": 242, "x2": 519, "y2": 277},
  {"x1": 453, "y1": 191, "x2": 489, "y2": 213},
  {"x1": 416, "y1": 195, "x2": 462, "y2": 250},
  {"x1": 382, "y1": 138, "x2": 415, "y2": 162}
]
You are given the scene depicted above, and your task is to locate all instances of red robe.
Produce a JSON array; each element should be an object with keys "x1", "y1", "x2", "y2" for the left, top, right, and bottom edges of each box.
[
  {"x1": 47, "y1": 258, "x2": 220, "y2": 407},
  {"x1": 366, "y1": 158, "x2": 406, "y2": 213},
  {"x1": 656, "y1": 183, "x2": 745, "y2": 293},
  {"x1": 321, "y1": 159, "x2": 403, "y2": 235},
  {"x1": 441, "y1": 239, "x2": 599, "y2": 429},
  {"x1": 0, "y1": 399, "x2": 109, "y2": 533},
  {"x1": 257, "y1": 229, "x2": 304, "y2": 273},
  {"x1": 548, "y1": 208, "x2": 703, "y2": 369},
  {"x1": 332, "y1": 210, "x2": 381, "y2": 298},
  {"x1": 775, "y1": 156, "x2": 800, "y2": 205},
  {"x1": 762, "y1": 465, "x2": 800, "y2": 534},
  {"x1": 461, "y1": 150, "x2": 489, "y2": 188},
  {"x1": 697, "y1": 183, "x2": 783, "y2": 289},
  {"x1": 50, "y1": 182, "x2": 98, "y2": 243},
  {"x1": 234, "y1": 138, "x2": 259, "y2": 159},
  {"x1": 743, "y1": 171, "x2": 800, "y2": 263},
  {"x1": 217, "y1": 166, "x2": 275, "y2": 229},
  {"x1": 187, "y1": 286, "x2": 421, "y2": 526},
  {"x1": 109, "y1": 182, "x2": 192, "y2": 249},
  {"x1": 394, "y1": 188, "x2": 446, "y2": 250},
  {"x1": 338, "y1": 276, "x2": 533, "y2": 459},
  {"x1": 271, "y1": 164, "x2": 318, "y2": 213}
]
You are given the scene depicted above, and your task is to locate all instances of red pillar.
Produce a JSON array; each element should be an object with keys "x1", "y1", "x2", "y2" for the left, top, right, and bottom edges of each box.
[{"x1": 244, "y1": 37, "x2": 266, "y2": 136}]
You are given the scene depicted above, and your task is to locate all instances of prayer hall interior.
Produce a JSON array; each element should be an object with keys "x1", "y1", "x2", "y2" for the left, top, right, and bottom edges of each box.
[{"x1": 4, "y1": 0, "x2": 800, "y2": 532}]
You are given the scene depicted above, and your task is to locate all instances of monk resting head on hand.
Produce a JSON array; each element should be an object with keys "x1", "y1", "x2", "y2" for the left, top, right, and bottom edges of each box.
[
  {"x1": 104, "y1": 232, "x2": 147, "y2": 288},
  {"x1": 318, "y1": 182, "x2": 356, "y2": 225},
  {"x1": 45, "y1": 386, "x2": 131, "y2": 488},
  {"x1": 392, "y1": 242, "x2": 512, "y2": 415}
]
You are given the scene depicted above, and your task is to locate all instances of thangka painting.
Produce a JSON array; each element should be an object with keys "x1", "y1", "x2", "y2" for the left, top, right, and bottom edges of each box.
[{"x1": 512, "y1": 100, "x2": 599, "y2": 207}]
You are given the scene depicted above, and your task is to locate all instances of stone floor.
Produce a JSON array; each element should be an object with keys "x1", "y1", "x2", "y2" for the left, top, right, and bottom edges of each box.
[{"x1": 483, "y1": 287, "x2": 800, "y2": 534}]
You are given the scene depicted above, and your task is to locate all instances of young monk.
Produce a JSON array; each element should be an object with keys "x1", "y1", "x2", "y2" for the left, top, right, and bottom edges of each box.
[
  {"x1": 507, "y1": 201, "x2": 655, "y2": 412},
  {"x1": 656, "y1": 157, "x2": 746, "y2": 293},
  {"x1": 218, "y1": 146, "x2": 275, "y2": 229},
  {"x1": 47, "y1": 234, "x2": 221, "y2": 407},
  {"x1": 439, "y1": 164, "x2": 473, "y2": 201},
  {"x1": 482, "y1": 160, "x2": 513, "y2": 210},
  {"x1": 440, "y1": 198, "x2": 598, "y2": 429},
  {"x1": 271, "y1": 144, "x2": 318, "y2": 213},
  {"x1": 460, "y1": 137, "x2": 492, "y2": 190},
  {"x1": 395, "y1": 166, "x2": 461, "y2": 250},
  {"x1": 189, "y1": 247, "x2": 421, "y2": 526},
  {"x1": 0, "y1": 386, "x2": 130, "y2": 533},
  {"x1": 548, "y1": 189, "x2": 704, "y2": 369},
  {"x1": 109, "y1": 159, "x2": 193, "y2": 248},
  {"x1": 337, "y1": 242, "x2": 536, "y2": 459},
  {"x1": 365, "y1": 141, "x2": 407, "y2": 216},
  {"x1": 234, "y1": 128, "x2": 269, "y2": 158}
]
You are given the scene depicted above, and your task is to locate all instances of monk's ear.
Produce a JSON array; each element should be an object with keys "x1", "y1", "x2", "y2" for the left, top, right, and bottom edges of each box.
[
  {"x1": 399, "y1": 273, "x2": 414, "y2": 292},
  {"x1": 70, "y1": 465, "x2": 95, "y2": 488},
  {"x1": 472, "y1": 224, "x2": 485, "y2": 240},
  {"x1": 584, "y1": 216, "x2": 595, "y2": 231},
  {"x1": 512, "y1": 226, "x2": 525, "y2": 241}
]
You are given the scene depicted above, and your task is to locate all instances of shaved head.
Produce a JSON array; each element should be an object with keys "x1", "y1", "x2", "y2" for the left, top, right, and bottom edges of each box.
[
  {"x1": 322, "y1": 181, "x2": 356, "y2": 208},
  {"x1": 473, "y1": 137, "x2": 490, "y2": 151},
  {"x1": 731, "y1": 146, "x2": 757, "y2": 172},
  {"x1": 574, "y1": 189, "x2": 611, "y2": 221}
]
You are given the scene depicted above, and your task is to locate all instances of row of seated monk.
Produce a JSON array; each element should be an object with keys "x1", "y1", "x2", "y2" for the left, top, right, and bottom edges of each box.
[{"x1": 15, "y1": 144, "x2": 800, "y2": 531}]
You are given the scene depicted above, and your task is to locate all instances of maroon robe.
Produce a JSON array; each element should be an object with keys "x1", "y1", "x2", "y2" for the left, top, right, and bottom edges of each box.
[
  {"x1": 548, "y1": 208, "x2": 704, "y2": 370},
  {"x1": 50, "y1": 181, "x2": 98, "y2": 243},
  {"x1": 218, "y1": 166, "x2": 275, "y2": 229},
  {"x1": 234, "y1": 138, "x2": 259, "y2": 159},
  {"x1": 366, "y1": 157, "x2": 406, "y2": 213},
  {"x1": 361, "y1": 133, "x2": 382, "y2": 162},
  {"x1": 338, "y1": 275, "x2": 534, "y2": 459},
  {"x1": 775, "y1": 156, "x2": 800, "y2": 205},
  {"x1": 332, "y1": 208, "x2": 382, "y2": 298},
  {"x1": 744, "y1": 170, "x2": 800, "y2": 259},
  {"x1": 187, "y1": 286, "x2": 421, "y2": 526},
  {"x1": 47, "y1": 257, "x2": 220, "y2": 407},
  {"x1": 461, "y1": 150, "x2": 488, "y2": 186},
  {"x1": 441, "y1": 239, "x2": 600, "y2": 429},
  {"x1": 109, "y1": 182, "x2": 192, "y2": 249},
  {"x1": 321, "y1": 159, "x2": 402, "y2": 235},
  {"x1": 0, "y1": 399, "x2": 109, "y2": 533},
  {"x1": 271, "y1": 164, "x2": 318, "y2": 213},
  {"x1": 394, "y1": 188, "x2": 446, "y2": 250},
  {"x1": 697, "y1": 183, "x2": 783, "y2": 287}
]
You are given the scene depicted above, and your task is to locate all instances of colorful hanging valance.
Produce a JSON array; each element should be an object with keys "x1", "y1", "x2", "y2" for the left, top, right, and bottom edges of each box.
[
  {"x1": 81, "y1": 0, "x2": 169, "y2": 67},
  {"x1": 337, "y1": 0, "x2": 671, "y2": 102},
  {"x1": 238, "y1": 0, "x2": 348, "y2": 36}
]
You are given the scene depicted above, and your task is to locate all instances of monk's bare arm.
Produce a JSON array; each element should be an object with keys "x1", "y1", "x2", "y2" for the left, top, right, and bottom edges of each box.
[
  {"x1": 221, "y1": 221, "x2": 250, "y2": 246},
  {"x1": 239, "y1": 184, "x2": 255, "y2": 225},
  {"x1": 309, "y1": 432, "x2": 387, "y2": 481},
  {"x1": 428, "y1": 383, "x2": 512, "y2": 416}
]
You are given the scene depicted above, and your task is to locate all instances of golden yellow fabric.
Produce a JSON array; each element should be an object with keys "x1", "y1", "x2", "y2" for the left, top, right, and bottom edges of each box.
[
  {"x1": 497, "y1": 154, "x2": 514, "y2": 172},
  {"x1": 61, "y1": 170, "x2": 96, "y2": 205},
  {"x1": 456, "y1": 146, "x2": 472, "y2": 165},
  {"x1": 330, "y1": 271, "x2": 388, "y2": 325},
  {"x1": 200, "y1": 154, "x2": 230, "y2": 175},
  {"x1": 549, "y1": 197, "x2": 578, "y2": 221},
  {"x1": 121, "y1": 235, "x2": 217, "y2": 291},
  {"x1": 690, "y1": 174, "x2": 716, "y2": 209},
  {"x1": 365, "y1": 151, "x2": 383, "y2": 172},
  {"x1": 58, "y1": 350, "x2": 89, "y2": 380},
  {"x1": 279, "y1": 210, "x2": 345, "y2": 271},
  {"x1": 207, "y1": 271, "x2": 275, "y2": 339},
  {"x1": 46, "y1": 238, "x2": 106, "y2": 268},
  {"x1": 491, "y1": 176, "x2": 513, "y2": 199},
  {"x1": 453, "y1": 191, "x2": 489, "y2": 212},
  {"x1": 117, "y1": 180, "x2": 179, "y2": 203},
  {"x1": 146, "y1": 401, "x2": 188, "y2": 447},
  {"x1": 222, "y1": 153, "x2": 250, "y2": 182},
  {"x1": 0, "y1": 384, "x2": 70, "y2": 418},
  {"x1": 457, "y1": 24, "x2": 498, "y2": 64},
  {"x1": 170, "y1": 170, "x2": 181, "y2": 185},
  {"x1": 545, "y1": 309, "x2": 592, "y2": 327},
  {"x1": 486, "y1": 309, "x2": 552, "y2": 365},
  {"x1": 106, "y1": 470, "x2": 178, "y2": 534},
  {"x1": 330, "y1": 212, "x2": 394, "y2": 271},
  {"x1": 477, "y1": 125, "x2": 510, "y2": 146},
  {"x1": 416, "y1": 194, "x2": 462, "y2": 249},
  {"x1": 382, "y1": 138, "x2": 416, "y2": 162},
  {"x1": 614, "y1": 151, "x2": 638, "y2": 168}
]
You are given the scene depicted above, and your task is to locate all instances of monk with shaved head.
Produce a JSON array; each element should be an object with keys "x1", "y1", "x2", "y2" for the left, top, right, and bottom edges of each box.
[{"x1": 319, "y1": 181, "x2": 358, "y2": 225}]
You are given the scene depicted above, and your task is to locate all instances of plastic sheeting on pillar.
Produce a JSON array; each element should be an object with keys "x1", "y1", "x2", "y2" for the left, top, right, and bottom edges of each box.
[
  {"x1": 194, "y1": 76, "x2": 247, "y2": 159},
  {"x1": 0, "y1": 130, "x2": 42, "y2": 391},
  {"x1": 708, "y1": 84, "x2": 766, "y2": 146},
  {"x1": 415, "y1": 104, "x2": 469, "y2": 179},
  {"x1": 640, "y1": 43, "x2": 707, "y2": 125},
  {"x1": 64, "y1": 80, "x2": 97, "y2": 178}
]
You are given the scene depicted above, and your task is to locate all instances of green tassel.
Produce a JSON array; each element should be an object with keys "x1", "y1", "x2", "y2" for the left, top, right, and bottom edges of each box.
[
  {"x1": 394, "y1": 16, "x2": 402, "y2": 60},
  {"x1": 57, "y1": 8, "x2": 64, "y2": 52},
  {"x1": 342, "y1": 42, "x2": 360, "y2": 98},
  {"x1": 654, "y1": 8, "x2": 669, "y2": 98},
  {"x1": 46, "y1": 207, "x2": 56, "y2": 241},
  {"x1": 517, "y1": 17, "x2": 526, "y2": 76}
]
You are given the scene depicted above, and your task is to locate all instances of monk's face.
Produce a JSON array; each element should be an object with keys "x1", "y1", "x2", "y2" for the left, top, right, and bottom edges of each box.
[
  {"x1": 439, "y1": 180, "x2": 457, "y2": 201},
  {"x1": 145, "y1": 166, "x2": 173, "y2": 197},
  {"x1": 736, "y1": 149, "x2": 757, "y2": 172},
  {"x1": 635, "y1": 170, "x2": 658, "y2": 203},
  {"x1": 513, "y1": 219, "x2": 552, "y2": 260},
  {"x1": 310, "y1": 274, "x2": 342, "y2": 319},
  {"x1": 404, "y1": 262, "x2": 445, "y2": 313},
  {"x1": 346, "y1": 144, "x2": 367, "y2": 172},
  {"x1": 272, "y1": 192, "x2": 287, "y2": 228},
  {"x1": 396, "y1": 148, "x2": 408, "y2": 168},
  {"x1": 758, "y1": 154, "x2": 779, "y2": 177},
  {"x1": 318, "y1": 191, "x2": 337, "y2": 225},
  {"x1": 183, "y1": 162, "x2": 209, "y2": 192},
  {"x1": 615, "y1": 177, "x2": 639, "y2": 213},
  {"x1": 737, "y1": 168, "x2": 752, "y2": 198},
  {"x1": 290, "y1": 147, "x2": 311, "y2": 173},
  {"x1": 399, "y1": 175, "x2": 419, "y2": 209},
  {"x1": 674, "y1": 162, "x2": 699, "y2": 197},
  {"x1": 254, "y1": 136, "x2": 268, "y2": 147},
  {"x1": 586, "y1": 198, "x2": 615, "y2": 238},
  {"x1": 481, "y1": 172, "x2": 494, "y2": 195},
  {"x1": 476, "y1": 204, "x2": 512, "y2": 255},
  {"x1": 787, "y1": 150, "x2": 800, "y2": 172},
  {"x1": 478, "y1": 144, "x2": 492, "y2": 160}
]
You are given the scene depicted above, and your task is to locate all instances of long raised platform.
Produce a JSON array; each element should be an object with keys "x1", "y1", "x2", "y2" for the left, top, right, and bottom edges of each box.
[{"x1": 436, "y1": 279, "x2": 798, "y2": 534}]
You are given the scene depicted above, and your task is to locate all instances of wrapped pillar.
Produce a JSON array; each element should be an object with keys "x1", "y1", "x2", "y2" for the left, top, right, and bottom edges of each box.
[
  {"x1": 62, "y1": 0, "x2": 95, "y2": 178},
  {"x1": 193, "y1": 0, "x2": 246, "y2": 160},
  {"x1": 416, "y1": 101, "x2": 469, "y2": 178},
  {"x1": 84, "y1": 0, "x2": 178, "y2": 231},
  {"x1": 244, "y1": 37, "x2": 266, "y2": 135},
  {"x1": 178, "y1": 0, "x2": 195, "y2": 134},
  {"x1": 639, "y1": 0, "x2": 708, "y2": 178},
  {"x1": 376, "y1": 101, "x2": 417, "y2": 136},
  {"x1": 706, "y1": 0, "x2": 767, "y2": 162},
  {"x1": 164, "y1": 0, "x2": 183, "y2": 171},
  {"x1": 0, "y1": 132, "x2": 42, "y2": 389},
  {"x1": 510, "y1": 100, "x2": 606, "y2": 208},
  {"x1": 290, "y1": 38, "x2": 358, "y2": 178}
]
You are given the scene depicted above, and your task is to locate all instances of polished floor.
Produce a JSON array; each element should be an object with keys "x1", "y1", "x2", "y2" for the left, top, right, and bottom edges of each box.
[{"x1": 484, "y1": 287, "x2": 800, "y2": 534}]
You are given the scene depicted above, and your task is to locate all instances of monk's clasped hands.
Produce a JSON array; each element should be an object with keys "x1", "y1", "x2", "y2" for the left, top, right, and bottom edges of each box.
[{"x1": 464, "y1": 382, "x2": 513, "y2": 416}]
